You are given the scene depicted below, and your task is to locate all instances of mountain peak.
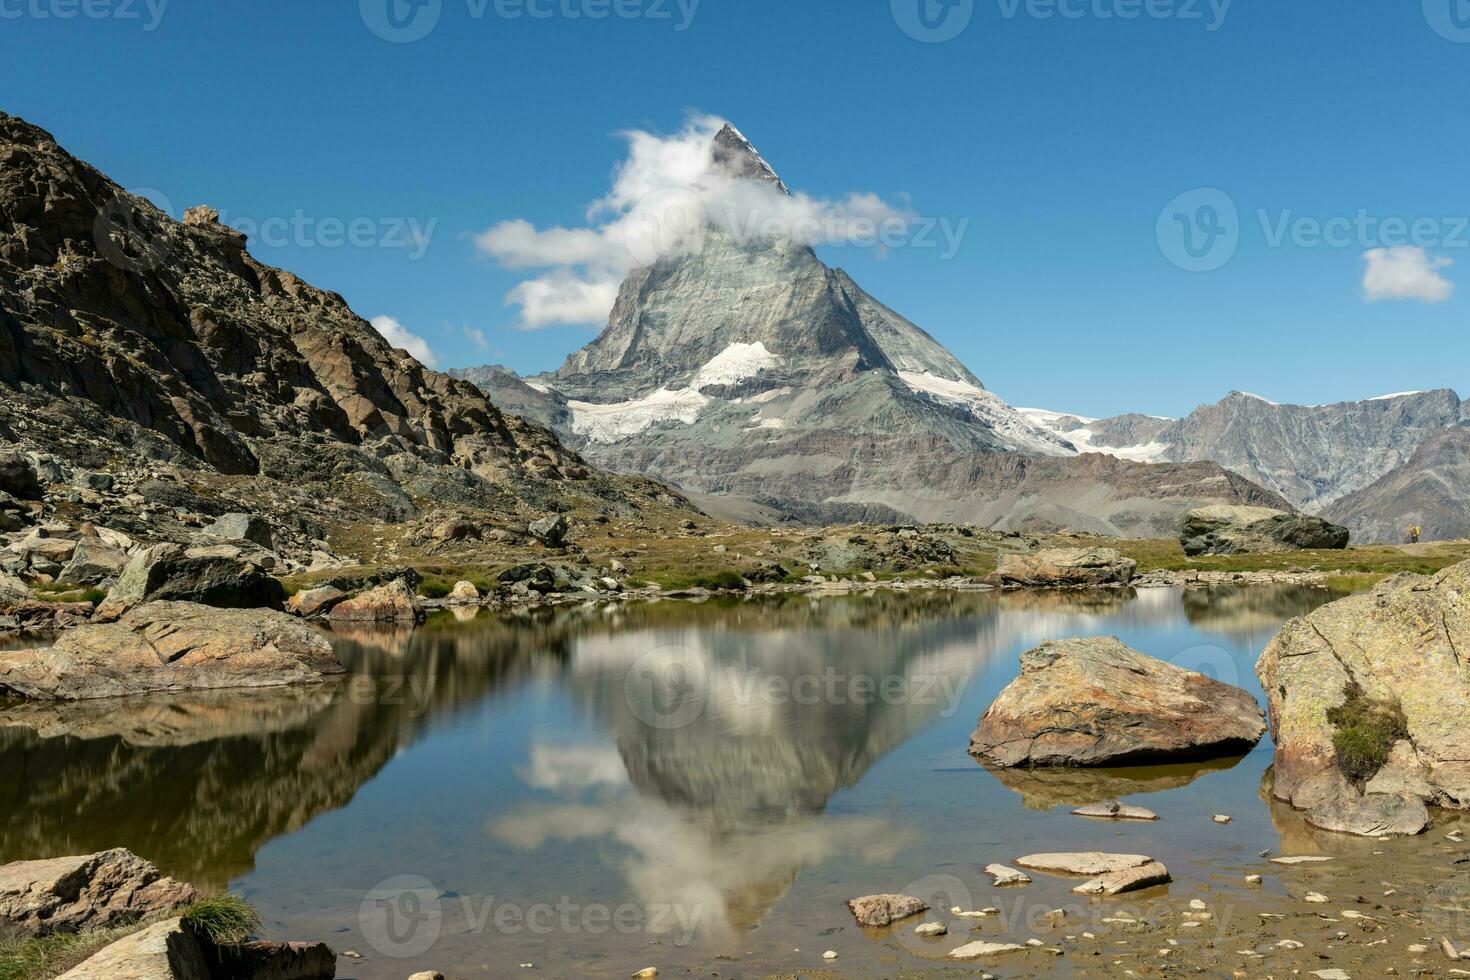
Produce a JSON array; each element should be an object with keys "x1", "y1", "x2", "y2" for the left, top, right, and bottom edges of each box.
[{"x1": 711, "y1": 122, "x2": 789, "y2": 194}]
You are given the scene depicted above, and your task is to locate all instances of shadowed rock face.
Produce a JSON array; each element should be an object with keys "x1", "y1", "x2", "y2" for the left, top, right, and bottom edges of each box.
[
  {"x1": 971, "y1": 636, "x2": 1267, "y2": 768},
  {"x1": 0, "y1": 110, "x2": 687, "y2": 532},
  {"x1": 1181, "y1": 505, "x2": 1350, "y2": 556},
  {"x1": 1257, "y1": 561, "x2": 1470, "y2": 837}
]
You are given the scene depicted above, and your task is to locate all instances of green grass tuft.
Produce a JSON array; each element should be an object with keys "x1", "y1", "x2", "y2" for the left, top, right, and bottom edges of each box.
[
  {"x1": 1326, "y1": 682, "x2": 1409, "y2": 784},
  {"x1": 180, "y1": 895, "x2": 259, "y2": 947}
]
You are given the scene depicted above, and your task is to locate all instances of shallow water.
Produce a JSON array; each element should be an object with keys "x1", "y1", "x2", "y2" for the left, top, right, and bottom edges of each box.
[{"x1": 0, "y1": 585, "x2": 1383, "y2": 977}]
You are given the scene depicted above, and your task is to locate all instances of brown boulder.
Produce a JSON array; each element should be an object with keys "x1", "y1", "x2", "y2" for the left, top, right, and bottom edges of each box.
[
  {"x1": 0, "y1": 849, "x2": 199, "y2": 936},
  {"x1": 286, "y1": 585, "x2": 346, "y2": 618},
  {"x1": 845, "y1": 893, "x2": 928, "y2": 927},
  {"x1": 328, "y1": 578, "x2": 425, "y2": 623},
  {"x1": 0, "y1": 602, "x2": 344, "y2": 700},
  {"x1": 996, "y1": 547, "x2": 1136, "y2": 588},
  {"x1": 971, "y1": 637, "x2": 1266, "y2": 767}
]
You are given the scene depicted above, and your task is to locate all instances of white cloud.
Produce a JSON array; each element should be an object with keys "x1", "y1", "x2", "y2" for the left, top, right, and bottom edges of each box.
[
  {"x1": 369, "y1": 315, "x2": 439, "y2": 367},
  {"x1": 459, "y1": 323, "x2": 490, "y2": 351},
  {"x1": 475, "y1": 114, "x2": 916, "y2": 329},
  {"x1": 1362, "y1": 246, "x2": 1454, "y2": 303}
]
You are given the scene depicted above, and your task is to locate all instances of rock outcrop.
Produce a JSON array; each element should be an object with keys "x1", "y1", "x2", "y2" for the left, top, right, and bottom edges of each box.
[
  {"x1": 971, "y1": 637, "x2": 1267, "y2": 767},
  {"x1": 1257, "y1": 563, "x2": 1470, "y2": 837},
  {"x1": 94, "y1": 543, "x2": 284, "y2": 619},
  {"x1": 0, "y1": 602, "x2": 344, "y2": 700},
  {"x1": 995, "y1": 547, "x2": 1136, "y2": 588},
  {"x1": 0, "y1": 849, "x2": 199, "y2": 936},
  {"x1": 327, "y1": 578, "x2": 424, "y2": 623},
  {"x1": 1180, "y1": 505, "x2": 1349, "y2": 557}
]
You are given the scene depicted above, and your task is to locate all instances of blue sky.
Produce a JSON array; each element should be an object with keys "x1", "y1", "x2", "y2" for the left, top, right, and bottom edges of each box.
[{"x1": 3, "y1": 0, "x2": 1467, "y2": 418}]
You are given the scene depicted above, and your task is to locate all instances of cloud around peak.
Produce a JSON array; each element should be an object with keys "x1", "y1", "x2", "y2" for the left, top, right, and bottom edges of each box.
[
  {"x1": 474, "y1": 114, "x2": 917, "y2": 330},
  {"x1": 1362, "y1": 246, "x2": 1454, "y2": 304}
]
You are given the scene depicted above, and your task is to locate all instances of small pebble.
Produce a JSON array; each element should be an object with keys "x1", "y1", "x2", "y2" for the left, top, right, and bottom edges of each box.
[
  {"x1": 1213, "y1": 814, "x2": 1232, "y2": 824},
  {"x1": 1304, "y1": 891, "x2": 1330, "y2": 904},
  {"x1": 823, "y1": 951, "x2": 837, "y2": 961}
]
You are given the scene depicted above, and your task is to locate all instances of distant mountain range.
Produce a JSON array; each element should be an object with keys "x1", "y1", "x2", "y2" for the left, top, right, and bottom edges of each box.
[
  {"x1": 456, "y1": 124, "x2": 1294, "y2": 537},
  {"x1": 1021, "y1": 390, "x2": 1468, "y2": 543}
]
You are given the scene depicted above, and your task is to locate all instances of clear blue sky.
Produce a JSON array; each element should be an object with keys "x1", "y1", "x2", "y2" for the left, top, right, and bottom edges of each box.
[{"x1": 3, "y1": 0, "x2": 1466, "y2": 418}]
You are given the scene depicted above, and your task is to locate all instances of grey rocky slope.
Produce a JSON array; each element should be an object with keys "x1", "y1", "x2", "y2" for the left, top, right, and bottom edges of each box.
[
  {"x1": 0, "y1": 109, "x2": 690, "y2": 572},
  {"x1": 1323, "y1": 426, "x2": 1470, "y2": 544},
  {"x1": 463, "y1": 125, "x2": 1287, "y2": 535},
  {"x1": 1026, "y1": 390, "x2": 1468, "y2": 538}
]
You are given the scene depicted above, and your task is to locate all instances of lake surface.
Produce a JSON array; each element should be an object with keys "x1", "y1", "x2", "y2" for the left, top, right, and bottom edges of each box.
[{"x1": 0, "y1": 586, "x2": 1349, "y2": 977}]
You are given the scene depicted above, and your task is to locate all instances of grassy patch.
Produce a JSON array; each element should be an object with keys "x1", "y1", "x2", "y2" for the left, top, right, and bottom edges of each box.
[
  {"x1": 0, "y1": 923, "x2": 146, "y2": 980},
  {"x1": 179, "y1": 895, "x2": 259, "y2": 947},
  {"x1": 1324, "y1": 573, "x2": 1389, "y2": 595},
  {"x1": 27, "y1": 583, "x2": 107, "y2": 605},
  {"x1": 1327, "y1": 682, "x2": 1409, "y2": 784}
]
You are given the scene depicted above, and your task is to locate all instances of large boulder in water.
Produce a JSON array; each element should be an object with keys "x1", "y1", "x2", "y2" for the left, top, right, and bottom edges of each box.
[
  {"x1": 1181, "y1": 505, "x2": 1349, "y2": 557},
  {"x1": 95, "y1": 542, "x2": 284, "y2": 620},
  {"x1": 0, "y1": 848, "x2": 199, "y2": 936},
  {"x1": 971, "y1": 637, "x2": 1267, "y2": 767},
  {"x1": 0, "y1": 601, "x2": 344, "y2": 700},
  {"x1": 1256, "y1": 563, "x2": 1470, "y2": 837},
  {"x1": 995, "y1": 547, "x2": 1136, "y2": 588},
  {"x1": 328, "y1": 577, "x2": 424, "y2": 623}
]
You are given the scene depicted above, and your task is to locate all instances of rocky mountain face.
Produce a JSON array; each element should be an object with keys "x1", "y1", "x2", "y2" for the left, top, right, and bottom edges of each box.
[
  {"x1": 466, "y1": 125, "x2": 1286, "y2": 536},
  {"x1": 0, "y1": 110, "x2": 687, "y2": 568},
  {"x1": 1323, "y1": 427, "x2": 1470, "y2": 544},
  {"x1": 1025, "y1": 390, "x2": 1468, "y2": 543}
]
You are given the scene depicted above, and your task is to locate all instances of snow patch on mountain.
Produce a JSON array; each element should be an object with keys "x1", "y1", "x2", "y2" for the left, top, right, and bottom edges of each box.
[
  {"x1": 897, "y1": 372, "x2": 1074, "y2": 456},
  {"x1": 568, "y1": 388, "x2": 711, "y2": 444},
  {"x1": 1018, "y1": 407, "x2": 1172, "y2": 463},
  {"x1": 692, "y1": 342, "x2": 782, "y2": 391}
]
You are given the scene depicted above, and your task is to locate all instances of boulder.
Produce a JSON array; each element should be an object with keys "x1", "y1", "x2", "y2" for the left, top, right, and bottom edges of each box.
[
  {"x1": 328, "y1": 578, "x2": 424, "y2": 623},
  {"x1": 971, "y1": 637, "x2": 1267, "y2": 767},
  {"x1": 286, "y1": 585, "x2": 346, "y2": 618},
  {"x1": 95, "y1": 543, "x2": 285, "y2": 620},
  {"x1": 0, "y1": 601, "x2": 344, "y2": 700},
  {"x1": 996, "y1": 547, "x2": 1136, "y2": 588},
  {"x1": 845, "y1": 893, "x2": 928, "y2": 927},
  {"x1": 1181, "y1": 505, "x2": 1349, "y2": 557},
  {"x1": 529, "y1": 514, "x2": 569, "y2": 547},
  {"x1": 1256, "y1": 562, "x2": 1470, "y2": 837},
  {"x1": 56, "y1": 917, "x2": 212, "y2": 980},
  {"x1": 0, "y1": 572, "x2": 31, "y2": 605},
  {"x1": 448, "y1": 580, "x2": 480, "y2": 603},
  {"x1": 1072, "y1": 860, "x2": 1172, "y2": 896},
  {"x1": 0, "y1": 450, "x2": 41, "y2": 499},
  {"x1": 429, "y1": 516, "x2": 480, "y2": 543},
  {"x1": 202, "y1": 512, "x2": 276, "y2": 550},
  {"x1": 0, "y1": 849, "x2": 199, "y2": 936},
  {"x1": 59, "y1": 538, "x2": 129, "y2": 586}
]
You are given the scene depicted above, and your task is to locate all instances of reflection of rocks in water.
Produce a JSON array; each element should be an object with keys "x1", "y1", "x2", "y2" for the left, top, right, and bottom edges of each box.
[
  {"x1": 1181, "y1": 585, "x2": 1335, "y2": 643},
  {"x1": 997, "y1": 588, "x2": 1136, "y2": 616},
  {"x1": 0, "y1": 616, "x2": 565, "y2": 891},
  {"x1": 984, "y1": 756, "x2": 1247, "y2": 810}
]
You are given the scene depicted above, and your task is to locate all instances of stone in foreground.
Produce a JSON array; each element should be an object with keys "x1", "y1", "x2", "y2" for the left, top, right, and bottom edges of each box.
[
  {"x1": 0, "y1": 602, "x2": 344, "y2": 700},
  {"x1": 971, "y1": 637, "x2": 1267, "y2": 767},
  {"x1": 1257, "y1": 561, "x2": 1470, "y2": 837},
  {"x1": 1181, "y1": 505, "x2": 1349, "y2": 557},
  {"x1": 57, "y1": 917, "x2": 211, "y2": 980},
  {"x1": 949, "y1": 940, "x2": 1026, "y2": 959},
  {"x1": 984, "y1": 864, "x2": 1031, "y2": 886},
  {"x1": 1015, "y1": 853, "x2": 1154, "y2": 877},
  {"x1": 1071, "y1": 800, "x2": 1159, "y2": 821},
  {"x1": 0, "y1": 849, "x2": 199, "y2": 936},
  {"x1": 1072, "y1": 860, "x2": 1172, "y2": 896},
  {"x1": 996, "y1": 547, "x2": 1136, "y2": 588},
  {"x1": 846, "y1": 893, "x2": 929, "y2": 927}
]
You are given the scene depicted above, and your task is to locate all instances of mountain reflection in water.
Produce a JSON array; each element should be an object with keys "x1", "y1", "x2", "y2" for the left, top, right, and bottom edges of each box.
[{"x1": 0, "y1": 585, "x2": 1335, "y2": 965}]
